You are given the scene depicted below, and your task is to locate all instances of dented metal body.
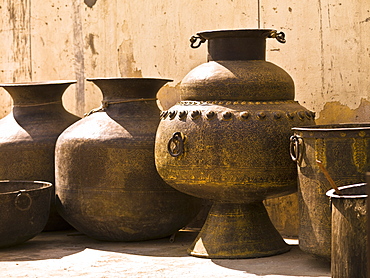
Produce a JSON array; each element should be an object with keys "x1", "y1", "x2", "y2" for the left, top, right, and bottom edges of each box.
[
  {"x1": 55, "y1": 78, "x2": 201, "y2": 242},
  {"x1": 155, "y1": 29, "x2": 315, "y2": 258}
]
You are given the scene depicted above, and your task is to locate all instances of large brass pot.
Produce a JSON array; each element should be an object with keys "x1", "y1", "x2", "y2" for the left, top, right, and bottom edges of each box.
[
  {"x1": 155, "y1": 29, "x2": 315, "y2": 258},
  {"x1": 0, "y1": 81, "x2": 79, "y2": 231},
  {"x1": 55, "y1": 77, "x2": 201, "y2": 241},
  {"x1": 290, "y1": 123, "x2": 370, "y2": 260}
]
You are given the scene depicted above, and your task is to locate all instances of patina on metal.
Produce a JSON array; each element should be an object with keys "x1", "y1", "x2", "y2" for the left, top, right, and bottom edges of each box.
[
  {"x1": 0, "y1": 180, "x2": 52, "y2": 248},
  {"x1": 55, "y1": 77, "x2": 202, "y2": 242},
  {"x1": 326, "y1": 183, "x2": 367, "y2": 278},
  {"x1": 155, "y1": 29, "x2": 315, "y2": 259},
  {"x1": 290, "y1": 123, "x2": 370, "y2": 260},
  {"x1": 0, "y1": 81, "x2": 80, "y2": 231}
]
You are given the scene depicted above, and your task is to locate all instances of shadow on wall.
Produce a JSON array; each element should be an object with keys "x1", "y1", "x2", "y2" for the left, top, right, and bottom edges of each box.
[{"x1": 316, "y1": 99, "x2": 370, "y2": 124}]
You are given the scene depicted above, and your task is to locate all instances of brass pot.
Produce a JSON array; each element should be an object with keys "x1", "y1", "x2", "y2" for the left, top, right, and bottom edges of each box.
[
  {"x1": 0, "y1": 80, "x2": 79, "y2": 231},
  {"x1": 55, "y1": 77, "x2": 202, "y2": 241},
  {"x1": 155, "y1": 29, "x2": 315, "y2": 258}
]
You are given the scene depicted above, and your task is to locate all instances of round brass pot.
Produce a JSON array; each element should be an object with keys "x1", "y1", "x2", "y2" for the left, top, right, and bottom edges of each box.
[
  {"x1": 155, "y1": 29, "x2": 315, "y2": 258},
  {"x1": 55, "y1": 78, "x2": 201, "y2": 241},
  {"x1": 0, "y1": 81, "x2": 80, "y2": 231}
]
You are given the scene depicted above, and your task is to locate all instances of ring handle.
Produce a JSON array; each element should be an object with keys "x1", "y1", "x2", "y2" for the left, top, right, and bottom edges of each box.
[
  {"x1": 15, "y1": 190, "x2": 32, "y2": 211},
  {"x1": 167, "y1": 132, "x2": 186, "y2": 157},
  {"x1": 290, "y1": 135, "x2": 304, "y2": 164},
  {"x1": 190, "y1": 35, "x2": 206, "y2": 48}
]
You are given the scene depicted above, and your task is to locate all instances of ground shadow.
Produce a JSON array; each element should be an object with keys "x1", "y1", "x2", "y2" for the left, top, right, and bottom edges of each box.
[
  {"x1": 211, "y1": 245, "x2": 331, "y2": 277},
  {"x1": 0, "y1": 229, "x2": 198, "y2": 262}
]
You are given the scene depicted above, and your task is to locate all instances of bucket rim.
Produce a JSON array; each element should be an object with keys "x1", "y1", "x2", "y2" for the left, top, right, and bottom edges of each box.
[
  {"x1": 326, "y1": 183, "x2": 367, "y2": 199},
  {"x1": 0, "y1": 180, "x2": 53, "y2": 195},
  {"x1": 292, "y1": 123, "x2": 370, "y2": 132}
]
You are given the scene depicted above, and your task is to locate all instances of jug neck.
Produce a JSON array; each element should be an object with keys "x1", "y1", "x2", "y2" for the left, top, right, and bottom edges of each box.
[
  {"x1": 87, "y1": 77, "x2": 172, "y2": 103},
  {"x1": 195, "y1": 29, "x2": 279, "y2": 61},
  {"x1": 0, "y1": 80, "x2": 75, "y2": 106}
]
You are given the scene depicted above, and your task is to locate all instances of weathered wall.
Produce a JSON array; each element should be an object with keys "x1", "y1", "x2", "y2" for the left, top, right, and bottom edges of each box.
[{"x1": 1, "y1": 0, "x2": 369, "y2": 120}]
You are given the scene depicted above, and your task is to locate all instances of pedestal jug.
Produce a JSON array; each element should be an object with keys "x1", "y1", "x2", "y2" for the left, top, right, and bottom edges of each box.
[
  {"x1": 55, "y1": 77, "x2": 201, "y2": 241},
  {"x1": 0, "y1": 80, "x2": 79, "y2": 231},
  {"x1": 154, "y1": 29, "x2": 315, "y2": 258}
]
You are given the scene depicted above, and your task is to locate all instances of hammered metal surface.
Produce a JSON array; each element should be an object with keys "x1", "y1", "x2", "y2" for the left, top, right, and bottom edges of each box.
[{"x1": 0, "y1": 81, "x2": 79, "y2": 231}]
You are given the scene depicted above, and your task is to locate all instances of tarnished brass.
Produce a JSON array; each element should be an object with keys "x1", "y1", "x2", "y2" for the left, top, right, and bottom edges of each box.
[
  {"x1": 0, "y1": 181, "x2": 52, "y2": 248},
  {"x1": 155, "y1": 29, "x2": 315, "y2": 258},
  {"x1": 291, "y1": 123, "x2": 370, "y2": 260},
  {"x1": 0, "y1": 81, "x2": 80, "y2": 231},
  {"x1": 55, "y1": 78, "x2": 201, "y2": 241}
]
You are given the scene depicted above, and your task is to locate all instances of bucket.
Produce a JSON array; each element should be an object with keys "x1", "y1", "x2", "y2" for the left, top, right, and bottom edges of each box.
[
  {"x1": 0, "y1": 180, "x2": 53, "y2": 247},
  {"x1": 326, "y1": 183, "x2": 367, "y2": 278},
  {"x1": 290, "y1": 123, "x2": 370, "y2": 260}
]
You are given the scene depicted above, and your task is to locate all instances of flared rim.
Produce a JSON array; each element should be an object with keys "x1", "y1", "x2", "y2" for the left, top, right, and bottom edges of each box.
[
  {"x1": 0, "y1": 80, "x2": 77, "y2": 87},
  {"x1": 86, "y1": 77, "x2": 173, "y2": 82},
  {"x1": 197, "y1": 28, "x2": 275, "y2": 40}
]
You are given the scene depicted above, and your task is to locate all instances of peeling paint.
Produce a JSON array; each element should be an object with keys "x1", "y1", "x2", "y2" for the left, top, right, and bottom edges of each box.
[
  {"x1": 87, "y1": 33, "x2": 98, "y2": 55},
  {"x1": 316, "y1": 99, "x2": 370, "y2": 124},
  {"x1": 117, "y1": 39, "x2": 142, "y2": 78}
]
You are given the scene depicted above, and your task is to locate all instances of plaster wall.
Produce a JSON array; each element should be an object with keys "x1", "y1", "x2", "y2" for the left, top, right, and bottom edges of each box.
[{"x1": 0, "y1": 0, "x2": 369, "y2": 122}]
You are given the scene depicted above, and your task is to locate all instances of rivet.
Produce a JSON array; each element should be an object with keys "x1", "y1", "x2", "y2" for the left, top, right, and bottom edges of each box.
[
  {"x1": 240, "y1": 112, "x2": 250, "y2": 120},
  {"x1": 273, "y1": 112, "x2": 282, "y2": 119},
  {"x1": 161, "y1": 111, "x2": 168, "y2": 119},
  {"x1": 169, "y1": 111, "x2": 177, "y2": 119},
  {"x1": 233, "y1": 101, "x2": 239, "y2": 105},
  {"x1": 222, "y1": 111, "x2": 233, "y2": 120},
  {"x1": 257, "y1": 112, "x2": 266, "y2": 119},
  {"x1": 225, "y1": 101, "x2": 232, "y2": 105},
  {"x1": 206, "y1": 111, "x2": 216, "y2": 120},
  {"x1": 191, "y1": 110, "x2": 201, "y2": 120},
  {"x1": 241, "y1": 101, "x2": 247, "y2": 105},
  {"x1": 286, "y1": 112, "x2": 295, "y2": 119},
  {"x1": 178, "y1": 111, "x2": 187, "y2": 120},
  {"x1": 298, "y1": 111, "x2": 305, "y2": 120}
]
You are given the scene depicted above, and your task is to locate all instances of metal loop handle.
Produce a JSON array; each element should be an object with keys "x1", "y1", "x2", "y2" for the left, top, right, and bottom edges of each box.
[
  {"x1": 15, "y1": 190, "x2": 32, "y2": 211},
  {"x1": 268, "y1": 30, "x2": 286, "y2": 44},
  {"x1": 190, "y1": 35, "x2": 206, "y2": 48},
  {"x1": 167, "y1": 132, "x2": 185, "y2": 157},
  {"x1": 290, "y1": 135, "x2": 304, "y2": 164}
]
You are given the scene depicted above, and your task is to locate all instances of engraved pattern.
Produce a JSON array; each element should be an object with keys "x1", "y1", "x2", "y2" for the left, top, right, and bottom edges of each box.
[
  {"x1": 352, "y1": 138, "x2": 368, "y2": 173},
  {"x1": 315, "y1": 138, "x2": 327, "y2": 168}
]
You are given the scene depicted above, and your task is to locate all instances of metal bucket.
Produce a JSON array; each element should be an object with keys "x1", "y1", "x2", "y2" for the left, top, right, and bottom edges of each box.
[
  {"x1": 0, "y1": 180, "x2": 52, "y2": 248},
  {"x1": 290, "y1": 123, "x2": 370, "y2": 260},
  {"x1": 326, "y1": 183, "x2": 367, "y2": 278}
]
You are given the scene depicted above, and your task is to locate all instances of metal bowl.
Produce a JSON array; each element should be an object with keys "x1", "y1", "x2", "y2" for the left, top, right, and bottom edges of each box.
[{"x1": 0, "y1": 180, "x2": 53, "y2": 248}]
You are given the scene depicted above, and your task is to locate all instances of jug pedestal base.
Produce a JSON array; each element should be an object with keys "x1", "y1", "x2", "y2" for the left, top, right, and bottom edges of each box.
[{"x1": 188, "y1": 201, "x2": 291, "y2": 259}]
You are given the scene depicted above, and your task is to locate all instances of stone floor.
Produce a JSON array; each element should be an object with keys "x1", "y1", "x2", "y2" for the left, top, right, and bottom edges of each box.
[{"x1": 0, "y1": 229, "x2": 331, "y2": 278}]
